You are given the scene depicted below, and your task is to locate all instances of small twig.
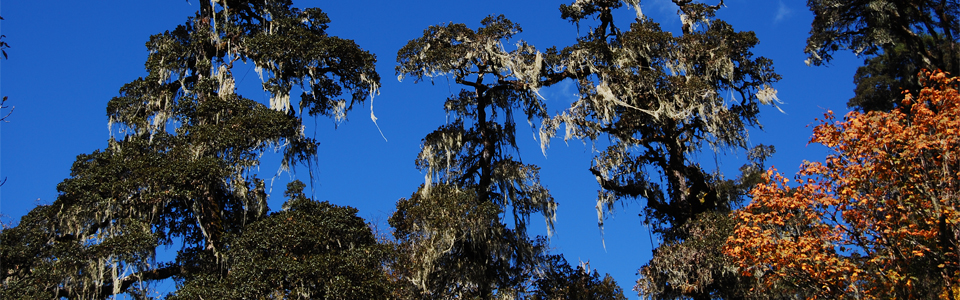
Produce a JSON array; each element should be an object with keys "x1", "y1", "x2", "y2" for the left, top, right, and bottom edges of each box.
[{"x1": 0, "y1": 96, "x2": 13, "y2": 122}]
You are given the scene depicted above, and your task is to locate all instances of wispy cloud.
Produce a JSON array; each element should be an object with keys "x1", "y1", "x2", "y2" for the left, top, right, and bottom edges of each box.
[
  {"x1": 638, "y1": 0, "x2": 681, "y2": 22},
  {"x1": 542, "y1": 79, "x2": 578, "y2": 105},
  {"x1": 774, "y1": 1, "x2": 793, "y2": 23},
  {"x1": 652, "y1": 0, "x2": 677, "y2": 16}
]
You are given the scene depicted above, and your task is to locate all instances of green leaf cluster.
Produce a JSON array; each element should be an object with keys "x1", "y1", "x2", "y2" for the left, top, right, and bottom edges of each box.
[
  {"x1": 172, "y1": 181, "x2": 393, "y2": 299},
  {"x1": 806, "y1": 0, "x2": 959, "y2": 111}
]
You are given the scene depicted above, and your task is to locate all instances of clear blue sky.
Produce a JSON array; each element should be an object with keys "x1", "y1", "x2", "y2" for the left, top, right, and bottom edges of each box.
[{"x1": 1, "y1": 0, "x2": 863, "y2": 297}]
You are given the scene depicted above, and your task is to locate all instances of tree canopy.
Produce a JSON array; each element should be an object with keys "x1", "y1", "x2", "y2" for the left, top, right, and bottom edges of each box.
[
  {"x1": 727, "y1": 70, "x2": 960, "y2": 298},
  {"x1": 806, "y1": 0, "x2": 959, "y2": 111},
  {"x1": 8, "y1": 0, "x2": 958, "y2": 299},
  {"x1": 1, "y1": 1, "x2": 382, "y2": 298},
  {"x1": 395, "y1": 14, "x2": 556, "y2": 236},
  {"x1": 172, "y1": 181, "x2": 393, "y2": 299}
]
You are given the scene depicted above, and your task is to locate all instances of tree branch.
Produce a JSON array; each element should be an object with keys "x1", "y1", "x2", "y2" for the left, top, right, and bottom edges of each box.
[{"x1": 100, "y1": 265, "x2": 183, "y2": 299}]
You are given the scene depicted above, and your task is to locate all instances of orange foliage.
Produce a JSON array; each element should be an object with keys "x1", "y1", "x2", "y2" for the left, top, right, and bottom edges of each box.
[{"x1": 725, "y1": 71, "x2": 960, "y2": 299}]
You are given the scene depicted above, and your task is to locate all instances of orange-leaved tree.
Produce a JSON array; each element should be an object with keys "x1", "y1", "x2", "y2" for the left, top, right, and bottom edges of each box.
[{"x1": 725, "y1": 70, "x2": 960, "y2": 299}]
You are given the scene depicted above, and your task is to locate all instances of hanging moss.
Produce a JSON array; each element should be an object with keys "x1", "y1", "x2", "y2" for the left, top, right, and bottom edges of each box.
[{"x1": 0, "y1": 1, "x2": 380, "y2": 298}]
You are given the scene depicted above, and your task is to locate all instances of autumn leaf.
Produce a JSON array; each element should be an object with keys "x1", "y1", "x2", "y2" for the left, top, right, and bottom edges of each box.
[{"x1": 725, "y1": 70, "x2": 960, "y2": 299}]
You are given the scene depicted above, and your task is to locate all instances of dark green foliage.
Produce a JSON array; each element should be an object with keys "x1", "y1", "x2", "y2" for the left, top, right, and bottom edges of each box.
[
  {"x1": 805, "y1": 0, "x2": 959, "y2": 66},
  {"x1": 0, "y1": 1, "x2": 379, "y2": 298},
  {"x1": 1, "y1": 205, "x2": 77, "y2": 299},
  {"x1": 172, "y1": 181, "x2": 393, "y2": 299},
  {"x1": 850, "y1": 36, "x2": 959, "y2": 111},
  {"x1": 531, "y1": 255, "x2": 627, "y2": 300},
  {"x1": 806, "y1": 0, "x2": 960, "y2": 111},
  {"x1": 850, "y1": 43, "x2": 922, "y2": 112},
  {"x1": 391, "y1": 184, "x2": 540, "y2": 299}
]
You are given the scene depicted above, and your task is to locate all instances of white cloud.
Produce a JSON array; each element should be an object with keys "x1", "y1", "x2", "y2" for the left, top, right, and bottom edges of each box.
[
  {"x1": 542, "y1": 79, "x2": 578, "y2": 105},
  {"x1": 774, "y1": 1, "x2": 793, "y2": 23},
  {"x1": 639, "y1": 0, "x2": 681, "y2": 22}
]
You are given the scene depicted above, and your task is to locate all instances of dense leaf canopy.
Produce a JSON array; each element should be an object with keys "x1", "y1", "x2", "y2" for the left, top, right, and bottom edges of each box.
[
  {"x1": 390, "y1": 184, "x2": 544, "y2": 298},
  {"x1": 727, "y1": 71, "x2": 960, "y2": 298},
  {"x1": 172, "y1": 181, "x2": 393, "y2": 299}
]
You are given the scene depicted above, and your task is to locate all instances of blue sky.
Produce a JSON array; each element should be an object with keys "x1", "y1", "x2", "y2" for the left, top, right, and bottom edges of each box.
[{"x1": 0, "y1": 0, "x2": 864, "y2": 297}]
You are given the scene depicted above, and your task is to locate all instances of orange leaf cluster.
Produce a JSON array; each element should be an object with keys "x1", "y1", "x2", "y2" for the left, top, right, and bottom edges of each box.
[{"x1": 725, "y1": 71, "x2": 960, "y2": 299}]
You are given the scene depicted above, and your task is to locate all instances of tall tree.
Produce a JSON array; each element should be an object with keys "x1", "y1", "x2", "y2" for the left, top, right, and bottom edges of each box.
[
  {"x1": 540, "y1": 0, "x2": 781, "y2": 298},
  {"x1": 392, "y1": 15, "x2": 626, "y2": 299},
  {"x1": 393, "y1": 15, "x2": 559, "y2": 298},
  {"x1": 726, "y1": 70, "x2": 960, "y2": 299},
  {"x1": 396, "y1": 15, "x2": 555, "y2": 212},
  {"x1": 806, "y1": 0, "x2": 960, "y2": 111},
  {"x1": 0, "y1": 1, "x2": 380, "y2": 298}
]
